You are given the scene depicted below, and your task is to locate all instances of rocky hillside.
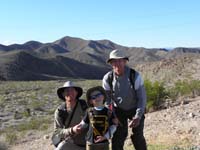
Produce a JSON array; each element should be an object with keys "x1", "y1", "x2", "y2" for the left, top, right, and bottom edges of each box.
[
  {"x1": 134, "y1": 55, "x2": 200, "y2": 84},
  {"x1": 144, "y1": 97, "x2": 200, "y2": 147}
]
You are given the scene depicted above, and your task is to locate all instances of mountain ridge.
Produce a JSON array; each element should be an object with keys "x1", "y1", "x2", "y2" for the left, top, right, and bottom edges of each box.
[{"x1": 0, "y1": 36, "x2": 200, "y2": 81}]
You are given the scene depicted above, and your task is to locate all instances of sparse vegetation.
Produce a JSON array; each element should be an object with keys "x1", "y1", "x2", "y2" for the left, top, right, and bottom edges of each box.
[
  {"x1": 0, "y1": 79, "x2": 199, "y2": 148},
  {"x1": 5, "y1": 132, "x2": 17, "y2": 145},
  {"x1": 168, "y1": 80, "x2": 200, "y2": 101},
  {"x1": 125, "y1": 144, "x2": 200, "y2": 150},
  {"x1": 144, "y1": 79, "x2": 200, "y2": 111},
  {"x1": 17, "y1": 117, "x2": 51, "y2": 132}
]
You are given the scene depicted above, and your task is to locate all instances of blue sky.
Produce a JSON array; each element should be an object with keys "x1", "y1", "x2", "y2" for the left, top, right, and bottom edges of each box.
[{"x1": 0, "y1": 0, "x2": 199, "y2": 48}]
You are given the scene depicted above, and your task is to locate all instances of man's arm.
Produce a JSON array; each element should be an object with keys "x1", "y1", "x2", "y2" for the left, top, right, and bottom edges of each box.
[
  {"x1": 54, "y1": 109, "x2": 75, "y2": 136},
  {"x1": 51, "y1": 108, "x2": 74, "y2": 146},
  {"x1": 128, "y1": 73, "x2": 146, "y2": 128},
  {"x1": 102, "y1": 73, "x2": 112, "y2": 107},
  {"x1": 134, "y1": 73, "x2": 147, "y2": 119}
]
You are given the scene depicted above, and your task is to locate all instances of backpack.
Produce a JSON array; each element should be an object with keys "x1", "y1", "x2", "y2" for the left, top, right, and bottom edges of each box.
[
  {"x1": 108, "y1": 68, "x2": 136, "y2": 92},
  {"x1": 107, "y1": 68, "x2": 137, "y2": 106}
]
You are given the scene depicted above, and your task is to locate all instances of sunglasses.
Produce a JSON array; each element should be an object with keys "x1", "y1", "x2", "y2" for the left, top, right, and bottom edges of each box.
[{"x1": 90, "y1": 93, "x2": 103, "y2": 100}]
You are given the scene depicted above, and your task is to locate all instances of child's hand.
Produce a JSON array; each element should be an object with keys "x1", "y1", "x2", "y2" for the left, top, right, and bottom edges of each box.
[
  {"x1": 94, "y1": 136, "x2": 106, "y2": 143},
  {"x1": 112, "y1": 118, "x2": 119, "y2": 125},
  {"x1": 72, "y1": 123, "x2": 83, "y2": 134}
]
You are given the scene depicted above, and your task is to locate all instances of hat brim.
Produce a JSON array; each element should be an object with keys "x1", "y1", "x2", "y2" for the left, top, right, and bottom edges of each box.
[
  {"x1": 86, "y1": 86, "x2": 106, "y2": 107},
  {"x1": 57, "y1": 87, "x2": 83, "y2": 101},
  {"x1": 107, "y1": 57, "x2": 129, "y2": 63}
]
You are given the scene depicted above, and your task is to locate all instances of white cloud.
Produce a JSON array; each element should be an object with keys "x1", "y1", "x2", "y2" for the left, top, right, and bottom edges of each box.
[{"x1": 0, "y1": 40, "x2": 17, "y2": 45}]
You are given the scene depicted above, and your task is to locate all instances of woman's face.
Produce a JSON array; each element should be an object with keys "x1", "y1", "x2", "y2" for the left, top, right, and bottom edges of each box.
[{"x1": 63, "y1": 87, "x2": 78, "y2": 103}]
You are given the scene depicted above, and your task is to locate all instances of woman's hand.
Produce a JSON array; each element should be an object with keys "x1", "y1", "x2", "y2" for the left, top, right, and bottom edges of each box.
[{"x1": 72, "y1": 123, "x2": 83, "y2": 134}]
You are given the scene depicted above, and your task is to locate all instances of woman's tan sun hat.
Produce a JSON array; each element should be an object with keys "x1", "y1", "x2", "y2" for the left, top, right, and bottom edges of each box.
[
  {"x1": 57, "y1": 81, "x2": 83, "y2": 101},
  {"x1": 107, "y1": 49, "x2": 129, "y2": 63}
]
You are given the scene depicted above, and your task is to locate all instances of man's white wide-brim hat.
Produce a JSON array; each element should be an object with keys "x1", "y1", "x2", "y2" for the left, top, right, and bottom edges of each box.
[
  {"x1": 57, "y1": 81, "x2": 83, "y2": 101},
  {"x1": 107, "y1": 49, "x2": 129, "y2": 63}
]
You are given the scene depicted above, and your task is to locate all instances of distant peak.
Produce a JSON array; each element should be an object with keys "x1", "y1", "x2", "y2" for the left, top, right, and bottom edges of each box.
[{"x1": 24, "y1": 40, "x2": 43, "y2": 45}]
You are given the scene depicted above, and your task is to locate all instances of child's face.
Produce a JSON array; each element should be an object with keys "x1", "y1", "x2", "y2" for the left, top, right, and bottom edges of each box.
[{"x1": 89, "y1": 90, "x2": 104, "y2": 107}]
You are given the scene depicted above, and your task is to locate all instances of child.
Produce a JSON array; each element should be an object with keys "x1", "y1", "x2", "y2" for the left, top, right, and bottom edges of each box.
[{"x1": 78, "y1": 86, "x2": 118, "y2": 150}]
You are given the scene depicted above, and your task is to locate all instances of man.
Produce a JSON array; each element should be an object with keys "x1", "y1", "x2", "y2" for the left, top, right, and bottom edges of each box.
[
  {"x1": 52, "y1": 81, "x2": 88, "y2": 150},
  {"x1": 102, "y1": 49, "x2": 147, "y2": 150}
]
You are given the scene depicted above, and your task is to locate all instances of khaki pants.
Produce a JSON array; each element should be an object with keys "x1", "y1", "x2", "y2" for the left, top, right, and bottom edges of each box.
[
  {"x1": 86, "y1": 142, "x2": 109, "y2": 150},
  {"x1": 56, "y1": 140, "x2": 85, "y2": 150}
]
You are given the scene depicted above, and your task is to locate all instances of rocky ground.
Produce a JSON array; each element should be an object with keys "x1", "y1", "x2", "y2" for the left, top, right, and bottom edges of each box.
[
  {"x1": 2, "y1": 97, "x2": 199, "y2": 150},
  {"x1": 144, "y1": 96, "x2": 200, "y2": 146}
]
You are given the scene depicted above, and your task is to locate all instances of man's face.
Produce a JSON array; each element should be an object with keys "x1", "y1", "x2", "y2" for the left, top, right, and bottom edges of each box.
[
  {"x1": 63, "y1": 87, "x2": 78, "y2": 102},
  {"x1": 110, "y1": 58, "x2": 126, "y2": 76}
]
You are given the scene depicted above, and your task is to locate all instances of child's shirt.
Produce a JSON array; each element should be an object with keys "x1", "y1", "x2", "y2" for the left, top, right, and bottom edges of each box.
[{"x1": 81, "y1": 106, "x2": 117, "y2": 144}]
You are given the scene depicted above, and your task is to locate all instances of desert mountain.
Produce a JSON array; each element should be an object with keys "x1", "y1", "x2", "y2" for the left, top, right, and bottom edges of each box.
[
  {"x1": 0, "y1": 36, "x2": 200, "y2": 81},
  {"x1": 0, "y1": 51, "x2": 108, "y2": 80}
]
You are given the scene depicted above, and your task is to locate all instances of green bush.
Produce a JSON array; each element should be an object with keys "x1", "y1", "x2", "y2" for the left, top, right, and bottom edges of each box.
[
  {"x1": 144, "y1": 79, "x2": 168, "y2": 111},
  {"x1": 189, "y1": 80, "x2": 200, "y2": 97},
  {"x1": 174, "y1": 80, "x2": 191, "y2": 96},
  {"x1": 167, "y1": 80, "x2": 200, "y2": 100}
]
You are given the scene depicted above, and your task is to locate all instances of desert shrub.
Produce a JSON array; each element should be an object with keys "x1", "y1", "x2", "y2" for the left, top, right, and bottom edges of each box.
[
  {"x1": 167, "y1": 79, "x2": 200, "y2": 100},
  {"x1": 0, "y1": 95, "x2": 6, "y2": 107},
  {"x1": 22, "y1": 108, "x2": 31, "y2": 117},
  {"x1": 174, "y1": 80, "x2": 191, "y2": 96},
  {"x1": 16, "y1": 117, "x2": 52, "y2": 131},
  {"x1": 144, "y1": 79, "x2": 168, "y2": 111},
  {"x1": 169, "y1": 145, "x2": 199, "y2": 150},
  {"x1": 189, "y1": 80, "x2": 200, "y2": 97},
  {"x1": 5, "y1": 132, "x2": 17, "y2": 145},
  {"x1": 30, "y1": 100, "x2": 45, "y2": 111},
  {"x1": 147, "y1": 144, "x2": 169, "y2": 150}
]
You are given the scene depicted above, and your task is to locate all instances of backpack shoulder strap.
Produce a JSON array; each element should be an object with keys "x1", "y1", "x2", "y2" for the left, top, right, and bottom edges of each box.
[
  {"x1": 108, "y1": 69, "x2": 136, "y2": 90},
  {"x1": 58, "y1": 101, "x2": 81, "y2": 127},
  {"x1": 107, "y1": 71, "x2": 114, "y2": 91},
  {"x1": 129, "y1": 68, "x2": 136, "y2": 91},
  {"x1": 58, "y1": 103, "x2": 68, "y2": 125},
  {"x1": 79, "y1": 99, "x2": 88, "y2": 111},
  {"x1": 87, "y1": 107, "x2": 94, "y2": 120}
]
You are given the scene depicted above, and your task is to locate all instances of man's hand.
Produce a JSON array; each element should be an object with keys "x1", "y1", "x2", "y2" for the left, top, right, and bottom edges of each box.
[{"x1": 128, "y1": 116, "x2": 140, "y2": 128}]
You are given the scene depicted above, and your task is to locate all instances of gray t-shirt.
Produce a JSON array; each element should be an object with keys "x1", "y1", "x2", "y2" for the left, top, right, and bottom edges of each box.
[
  {"x1": 112, "y1": 68, "x2": 137, "y2": 110},
  {"x1": 102, "y1": 67, "x2": 146, "y2": 118}
]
